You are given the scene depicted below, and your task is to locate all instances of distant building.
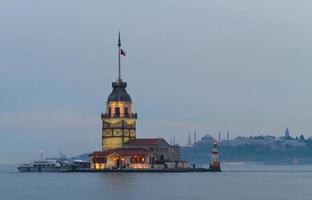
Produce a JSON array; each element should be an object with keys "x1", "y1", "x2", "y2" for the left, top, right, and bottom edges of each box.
[
  {"x1": 283, "y1": 140, "x2": 305, "y2": 147},
  {"x1": 217, "y1": 129, "x2": 306, "y2": 148},
  {"x1": 285, "y1": 128, "x2": 291, "y2": 140},
  {"x1": 197, "y1": 135, "x2": 216, "y2": 144}
]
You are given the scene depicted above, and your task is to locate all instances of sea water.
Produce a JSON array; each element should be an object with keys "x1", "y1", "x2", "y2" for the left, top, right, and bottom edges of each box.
[{"x1": 1, "y1": 163, "x2": 312, "y2": 200}]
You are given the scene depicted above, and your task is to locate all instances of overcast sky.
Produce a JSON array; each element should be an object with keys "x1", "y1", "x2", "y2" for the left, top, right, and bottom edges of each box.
[{"x1": 1, "y1": 0, "x2": 312, "y2": 164}]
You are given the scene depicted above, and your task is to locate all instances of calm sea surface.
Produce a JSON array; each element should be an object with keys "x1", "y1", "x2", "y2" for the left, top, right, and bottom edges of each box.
[{"x1": 1, "y1": 163, "x2": 312, "y2": 200}]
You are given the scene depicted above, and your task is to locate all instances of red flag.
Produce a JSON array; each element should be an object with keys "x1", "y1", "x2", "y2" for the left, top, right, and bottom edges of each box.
[{"x1": 120, "y1": 48, "x2": 126, "y2": 56}]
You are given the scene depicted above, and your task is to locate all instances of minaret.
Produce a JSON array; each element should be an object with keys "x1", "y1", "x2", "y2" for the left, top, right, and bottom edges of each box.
[
  {"x1": 218, "y1": 132, "x2": 221, "y2": 143},
  {"x1": 101, "y1": 33, "x2": 137, "y2": 150}
]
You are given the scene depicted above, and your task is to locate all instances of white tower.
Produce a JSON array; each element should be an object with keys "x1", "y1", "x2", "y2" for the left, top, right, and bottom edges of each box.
[{"x1": 209, "y1": 142, "x2": 221, "y2": 171}]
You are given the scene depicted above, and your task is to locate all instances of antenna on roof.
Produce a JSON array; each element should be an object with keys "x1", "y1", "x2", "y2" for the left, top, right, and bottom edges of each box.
[
  {"x1": 118, "y1": 31, "x2": 122, "y2": 81},
  {"x1": 187, "y1": 133, "x2": 192, "y2": 148}
]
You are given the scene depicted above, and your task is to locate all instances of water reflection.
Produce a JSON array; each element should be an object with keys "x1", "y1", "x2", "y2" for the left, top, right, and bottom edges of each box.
[{"x1": 1, "y1": 164, "x2": 312, "y2": 200}]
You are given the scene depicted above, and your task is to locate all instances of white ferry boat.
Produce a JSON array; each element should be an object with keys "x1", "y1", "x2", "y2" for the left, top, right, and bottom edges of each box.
[{"x1": 18, "y1": 159, "x2": 72, "y2": 172}]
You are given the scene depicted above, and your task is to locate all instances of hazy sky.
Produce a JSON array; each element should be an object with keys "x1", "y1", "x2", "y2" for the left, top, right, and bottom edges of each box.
[{"x1": 1, "y1": 0, "x2": 312, "y2": 164}]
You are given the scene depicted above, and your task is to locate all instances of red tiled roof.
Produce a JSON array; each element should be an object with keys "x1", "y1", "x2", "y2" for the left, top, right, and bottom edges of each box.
[
  {"x1": 90, "y1": 148, "x2": 149, "y2": 157},
  {"x1": 125, "y1": 138, "x2": 161, "y2": 145},
  {"x1": 90, "y1": 151, "x2": 112, "y2": 157},
  {"x1": 115, "y1": 148, "x2": 149, "y2": 156}
]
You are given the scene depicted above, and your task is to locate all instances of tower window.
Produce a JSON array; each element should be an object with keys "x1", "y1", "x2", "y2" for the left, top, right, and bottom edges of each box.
[
  {"x1": 108, "y1": 107, "x2": 111, "y2": 116},
  {"x1": 115, "y1": 107, "x2": 120, "y2": 116},
  {"x1": 124, "y1": 107, "x2": 128, "y2": 115}
]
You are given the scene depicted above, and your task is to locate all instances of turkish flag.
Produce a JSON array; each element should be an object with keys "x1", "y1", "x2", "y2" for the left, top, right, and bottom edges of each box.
[{"x1": 120, "y1": 48, "x2": 126, "y2": 56}]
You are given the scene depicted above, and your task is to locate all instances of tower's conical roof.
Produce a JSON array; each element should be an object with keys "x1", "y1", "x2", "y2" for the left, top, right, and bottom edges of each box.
[{"x1": 107, "y1": 79, "x2": 132, "y2": 102}]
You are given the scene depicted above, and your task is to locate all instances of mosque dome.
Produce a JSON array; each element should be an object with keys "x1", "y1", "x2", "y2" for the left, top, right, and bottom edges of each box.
[
  {"x1": 107, "y1": 80, "x2": 132, "y2": 103},
  {"x1": 201, "y1": 135, "x2": 215, "y2": 142}
]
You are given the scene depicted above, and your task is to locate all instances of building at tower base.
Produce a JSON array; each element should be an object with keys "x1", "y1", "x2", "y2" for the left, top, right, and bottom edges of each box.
[{"x1": 90, "y1": 138, "x2": 187, "y2": 170}]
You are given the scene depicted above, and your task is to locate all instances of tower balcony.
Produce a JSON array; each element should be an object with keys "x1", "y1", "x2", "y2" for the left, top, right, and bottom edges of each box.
[{"x1": 101, "y1": 113, "x2": 137, "y2": 119}]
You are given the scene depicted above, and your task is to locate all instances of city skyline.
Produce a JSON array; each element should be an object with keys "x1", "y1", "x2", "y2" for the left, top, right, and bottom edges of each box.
[{"x1": 1, "y1": 0, "x2": 312, "y2": 164}]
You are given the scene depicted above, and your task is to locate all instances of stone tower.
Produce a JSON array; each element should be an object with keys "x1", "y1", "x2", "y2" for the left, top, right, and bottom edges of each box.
[{"x1": 101, "y1": 33, "x2": 137, "y2": 150}]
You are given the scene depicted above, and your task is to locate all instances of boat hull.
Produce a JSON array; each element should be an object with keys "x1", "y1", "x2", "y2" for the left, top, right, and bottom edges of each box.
[{"x1": 18, "y1": 166, "x2": 72, "y2": 172}]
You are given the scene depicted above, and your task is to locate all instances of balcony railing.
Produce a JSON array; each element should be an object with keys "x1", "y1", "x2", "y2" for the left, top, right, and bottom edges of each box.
[{"x1": 101, "y1": 113, "x2": 137, "y2": 119}]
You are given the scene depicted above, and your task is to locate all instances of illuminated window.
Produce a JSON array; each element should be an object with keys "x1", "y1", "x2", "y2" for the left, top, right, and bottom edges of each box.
[{"x1": 130, "y1": 156, "x2": 145, "y2": 163}]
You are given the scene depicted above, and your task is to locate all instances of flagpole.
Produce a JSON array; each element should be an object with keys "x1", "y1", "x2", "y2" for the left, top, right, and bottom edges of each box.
[{"x1": 118, "y1": 32, "x2": 121, "y2": 81}]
